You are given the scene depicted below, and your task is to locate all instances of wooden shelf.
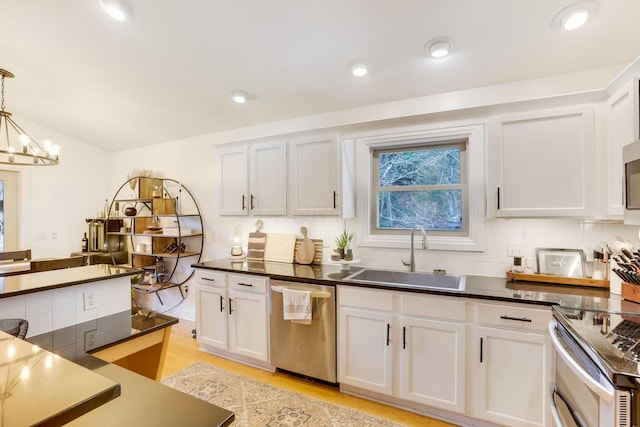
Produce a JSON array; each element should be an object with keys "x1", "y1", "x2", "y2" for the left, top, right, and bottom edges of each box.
[{"x1": 505, "y1": 271, "x2": 609, "y2": 289}]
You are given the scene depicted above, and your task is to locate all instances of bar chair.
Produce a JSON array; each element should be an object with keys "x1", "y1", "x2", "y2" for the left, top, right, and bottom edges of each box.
[{"x1": 0, "y1": 319, "x2": 29, "y2": 339}]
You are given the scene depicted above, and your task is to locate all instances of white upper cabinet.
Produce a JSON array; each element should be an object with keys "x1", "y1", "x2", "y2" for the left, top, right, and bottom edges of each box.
[
  {"x1": 249, "y1": 141, "x2": 287, "y2": 216},
  {"x1": 289, "y1": 134, "x2": 340, "y2": 216},
  {"x1": 488, "y1": 105, "x2": 596, "y2": 217},
  {"x1": 606, "y1": 79, "x2": 639, "y2": 218},
  {"x1": 219, "y1": 145, "x2": 249, "y2": 216},
  {"x1": 219, "y1": 141, "x2": 287, "y2": 216}
]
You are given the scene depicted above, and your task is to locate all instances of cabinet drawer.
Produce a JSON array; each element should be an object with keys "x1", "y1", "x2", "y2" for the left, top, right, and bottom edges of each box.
[
  {"x1": 476, "y1": 302, "x2": 550, "y2": 331},
  {"x1": 228, "y1": 274, "x2": 268, "y2": 294},
  {"x1": 401, "y1": 293, "x2": 466, "y2": 321},
  {"x1": 338, "y1": 286, "x2": 393, "y2": 312},
  {"x1": 194, "y1": 269, "x2": 226, "y2": 288}
]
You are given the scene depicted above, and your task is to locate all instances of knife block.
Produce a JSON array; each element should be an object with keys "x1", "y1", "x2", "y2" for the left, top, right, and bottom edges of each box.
[{"x1": 622, "y1": 282, "x2": 640, "y2": 304}]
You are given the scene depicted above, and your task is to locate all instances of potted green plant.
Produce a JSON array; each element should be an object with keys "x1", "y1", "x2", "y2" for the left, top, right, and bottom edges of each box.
[{"x1": 335, "y1": 221, "x2": 355, "y2": 259}]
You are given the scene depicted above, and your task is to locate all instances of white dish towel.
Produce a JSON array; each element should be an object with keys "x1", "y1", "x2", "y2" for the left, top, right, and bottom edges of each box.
[{"x1": 282, "y1": 288, "x2": 312, "y2": 325}]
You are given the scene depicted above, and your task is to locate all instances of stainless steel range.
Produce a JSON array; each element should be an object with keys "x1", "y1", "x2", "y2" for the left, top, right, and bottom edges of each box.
[{"x1": 550, "y1": 305, "x2": 640, "y2": 426}]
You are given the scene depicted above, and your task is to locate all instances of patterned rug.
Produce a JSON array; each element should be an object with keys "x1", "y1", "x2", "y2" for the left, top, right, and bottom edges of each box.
[{"x1": 162, "y1": 361, "x2": 407, "y2": 426}]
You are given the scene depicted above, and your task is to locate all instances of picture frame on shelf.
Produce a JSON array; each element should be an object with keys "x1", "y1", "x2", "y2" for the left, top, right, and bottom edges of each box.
[{"x1": 535, "y1": 248, "x2": 585, "y2": 278}]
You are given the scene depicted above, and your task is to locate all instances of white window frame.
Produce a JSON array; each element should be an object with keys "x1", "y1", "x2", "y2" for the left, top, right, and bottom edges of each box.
[{"x1": 347, "y1": 121, "x2": 486, "y2": 252}]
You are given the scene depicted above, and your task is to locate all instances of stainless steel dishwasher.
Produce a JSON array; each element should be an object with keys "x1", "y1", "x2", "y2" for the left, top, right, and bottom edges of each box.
[{"x1": 269, "y1": 279, "x2": 336, "y2": 383}]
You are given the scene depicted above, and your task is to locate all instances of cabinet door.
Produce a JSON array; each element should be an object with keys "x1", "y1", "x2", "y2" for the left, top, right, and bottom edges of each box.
[
  {"x1": 607, "y1": 79, "x2": 639, "y2": 217},
  {"x1": 195, "y1": 285, "x2": 228, "y2": 350},
  {"x1": 227, "y1": 290, "x2": 269, "y2": 361},
  {"x1": 475, "y1": 326, "x2": 550, "y2": 427},
  {"x1": 337, "y1": 307, "x2": 393, "y2": 395},
  {"x1": 399, "y1": 316, "x2": 465, "y2": 413},
  {"x1": 290, "y1": 134, "x2": 339, "y2": 216},
  {"x1": 488, "y1": 105, "x2": 595, "y2": 217},
  {"x1": 219, "y1": 146, "x2": 249, "y2": 215},
  {"x1": 249, "y1": 141, "x2": 287, "y2": 216}
]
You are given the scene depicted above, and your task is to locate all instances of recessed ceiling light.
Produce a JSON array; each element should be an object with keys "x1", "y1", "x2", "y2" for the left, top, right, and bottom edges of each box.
[
  {"x1": 424, "y1": 37, "x2": 454, "y2": 59},
  {"x1": 231, "y1": 90, "x2": 248, "y2": 104},
  {"x1": 562, "y1": 8, "x2": 590, "y2": 30},
  {"x1": 98, "y1": 0, "x2": 133, "y2": 22},
  {"x1": 350, "y1": 62, "x2": 370, "y2": 77},
  {"x1": 552, "y1": 1, "x2": 597, "y2": 31}
]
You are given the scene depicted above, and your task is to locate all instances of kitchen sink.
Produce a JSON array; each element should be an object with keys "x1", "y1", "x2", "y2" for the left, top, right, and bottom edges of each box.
[{"x1": 344, "y1": 268, "x2": 466, "y2": 292}]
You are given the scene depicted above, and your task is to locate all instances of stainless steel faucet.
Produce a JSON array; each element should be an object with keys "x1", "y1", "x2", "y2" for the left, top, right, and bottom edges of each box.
[{"x1": 402, "y1": 225, "x2": 427, "y2": 272}]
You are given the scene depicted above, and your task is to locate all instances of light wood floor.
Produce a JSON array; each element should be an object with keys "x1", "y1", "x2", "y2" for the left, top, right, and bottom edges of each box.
[{"x1": 161, "y1": 319, "x2": 459, "y2": 427}]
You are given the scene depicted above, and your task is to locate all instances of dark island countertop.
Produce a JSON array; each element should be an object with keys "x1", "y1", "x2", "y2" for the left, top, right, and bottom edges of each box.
[
  {"x1": 27, "y1": 308, "x2": 234, "y2": 427},
  {"x1": 193, "y1": 259, "x2": 627, "y2": 312},
  {"x1": 68, "y1": 356, "x2": 235, "y2": 427},
  {"x1": 0, "y1": 264, "x2": 141, "y2": 298},
  {"x1": 0, "y1": 330, "x2": 121, "y2": 426}
]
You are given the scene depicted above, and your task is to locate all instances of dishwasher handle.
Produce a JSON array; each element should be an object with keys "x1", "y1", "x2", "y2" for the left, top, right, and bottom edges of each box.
[{"x1": 271, "y1": 285, "x2": 331, "y2": 299}]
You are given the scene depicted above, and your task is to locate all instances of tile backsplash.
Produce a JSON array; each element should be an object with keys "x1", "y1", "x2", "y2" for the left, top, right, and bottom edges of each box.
[{"x1": 205, "y1": 216, "x2": 639, "y2": 278}]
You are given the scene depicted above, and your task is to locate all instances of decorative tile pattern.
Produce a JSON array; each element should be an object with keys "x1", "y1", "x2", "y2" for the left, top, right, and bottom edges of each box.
[{"x1": 162, "y1": 361, "x2": 406, "y2": 426}]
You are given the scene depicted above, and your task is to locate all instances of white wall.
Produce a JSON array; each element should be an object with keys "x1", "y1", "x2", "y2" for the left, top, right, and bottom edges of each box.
[{"x1": 5, "y1": 115, "x2": 112, "y2": 258}]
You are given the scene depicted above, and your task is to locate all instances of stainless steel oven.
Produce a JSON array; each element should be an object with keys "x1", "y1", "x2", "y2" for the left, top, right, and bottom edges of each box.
[{"x1": 550, "y1": 306, "x2": 640, "y2": 426}]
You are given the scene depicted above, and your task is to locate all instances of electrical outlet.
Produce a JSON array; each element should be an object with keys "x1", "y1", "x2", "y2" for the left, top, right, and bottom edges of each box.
[
  {"x1": 83, "y1": 291, "x2": 96, "y2": 311},
  {"x1": 507, "y1": 241, "x2": 524, "y2": 257},
  {"x1": 84, "y1": 330, "x2": 97, "y2": 351}
]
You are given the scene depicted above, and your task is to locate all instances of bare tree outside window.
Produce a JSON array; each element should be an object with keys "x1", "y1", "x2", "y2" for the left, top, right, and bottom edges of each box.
[{"x1": 373, "y1": 141, "x2": 467, "y2": 234}]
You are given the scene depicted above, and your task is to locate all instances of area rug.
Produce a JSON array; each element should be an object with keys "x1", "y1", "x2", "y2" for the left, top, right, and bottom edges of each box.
[{"x1": 162, "y1": 361, "x2": 406, "y2": 426}]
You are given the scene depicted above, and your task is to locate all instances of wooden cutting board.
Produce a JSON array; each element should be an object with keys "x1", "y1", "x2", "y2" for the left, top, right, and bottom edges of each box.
[
  {"x1": 295, "y1": 227, "x2": 315, "y2": 265},
  {"x1": 246, "y1": 220, "x2": 266, "y2": 261},
  {"x1": 263, "y1": 233, "x2": 297, "y2": 263},
  {"x1": 294, "y1": 239, "x2": 323, "y2": 265}
]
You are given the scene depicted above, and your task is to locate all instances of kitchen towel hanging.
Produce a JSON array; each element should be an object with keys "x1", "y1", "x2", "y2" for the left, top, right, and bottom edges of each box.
[{"x1": 282, "y1": 288, "x2": 312, "y2": 324}]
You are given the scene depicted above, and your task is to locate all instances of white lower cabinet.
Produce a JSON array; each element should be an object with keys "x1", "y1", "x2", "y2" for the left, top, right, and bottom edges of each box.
[
  {"x1": 338, "y1": 306, "x2": 394, "y2": 395},
  {"x1": 399, "y1": 316, "x2": 465, "y2": 413},
  {"x1": 338, "y1": 287, "x2": 552, "y2": 426},
  {"x1": 337, "y1": 286, "x2": 466, "y2": 414},
  {"x1": 473, "y1": 302, "x2": 552, "y2": 427},
  {"x1": 194, "y1": 269, "x2": 269, "y2": 364}
]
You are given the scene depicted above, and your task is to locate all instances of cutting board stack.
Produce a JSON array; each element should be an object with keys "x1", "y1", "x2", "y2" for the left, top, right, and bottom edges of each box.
[{"x1": 246, "y1": 222, "x2": 322, "y2": 265}]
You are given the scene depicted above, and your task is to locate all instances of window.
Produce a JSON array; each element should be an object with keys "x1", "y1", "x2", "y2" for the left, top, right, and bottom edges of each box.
[
  {"x1": 349, "y1": 122, "x2": 485, "y2": 251},
  {"x1": 372, "y1": 140, "x2": 467, "y2": 236}
]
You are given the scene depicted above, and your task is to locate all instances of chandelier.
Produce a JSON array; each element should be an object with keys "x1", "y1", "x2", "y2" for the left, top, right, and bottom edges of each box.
[{"x1": 0, "y1": 69, "x2": 59, "y2": 166}]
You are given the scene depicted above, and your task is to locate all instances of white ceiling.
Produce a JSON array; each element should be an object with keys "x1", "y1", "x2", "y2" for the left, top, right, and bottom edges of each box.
[{"x1": 1, "y1": 0, "x2": 639, "y2": 152}]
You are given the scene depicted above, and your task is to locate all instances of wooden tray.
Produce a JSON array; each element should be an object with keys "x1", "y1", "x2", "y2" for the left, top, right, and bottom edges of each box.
[{"x1": 505, "y1": 271, "x2": 609, "y2": 289}]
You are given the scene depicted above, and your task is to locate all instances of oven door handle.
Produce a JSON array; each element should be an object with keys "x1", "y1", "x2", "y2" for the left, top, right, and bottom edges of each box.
[
  {"x1": 548, "y1": 320, "x2": 615, "y2": 403},
  {"x1": 549, "y1": 384, "x2": 588, "y2": 427}
]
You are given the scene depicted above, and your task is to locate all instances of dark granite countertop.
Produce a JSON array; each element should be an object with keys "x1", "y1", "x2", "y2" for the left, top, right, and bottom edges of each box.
[
  {"x1": 0, "y1": 264, "x2": 141, "y2": 298},
  {"x1": 68, "y1": 356, "x2": 234, "y2": 427},
  {"x1": 0, "y1": 330, "x2": 121, "y2": 426},
  {"x1": 28, "y1": 309, "x2": 179, "y2": 361},
  {"x1": 193, "y1": 259, "x2": 627, "y2": 312},
  {"x1": 27, "y1": 308, "x2": 233, "y2": 426}
]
